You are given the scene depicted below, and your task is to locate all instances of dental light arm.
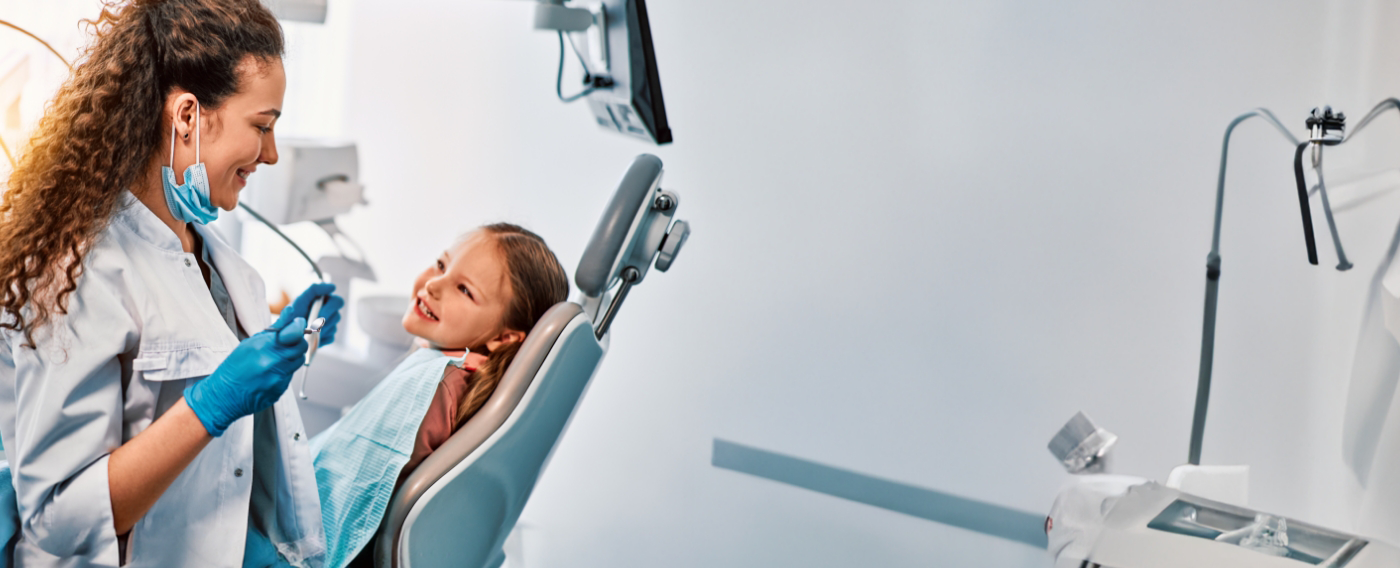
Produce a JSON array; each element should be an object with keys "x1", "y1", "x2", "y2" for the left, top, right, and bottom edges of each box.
[
  {"x1": 1191, "y1": 102, "x2": 1400, "y2": 466},
  {"x1": 1342, "y1": 98, "x2": 1400, "y2": 143},
  {"x1": 1191, "y1": 109, "x2": 1307, "y2": 466}
]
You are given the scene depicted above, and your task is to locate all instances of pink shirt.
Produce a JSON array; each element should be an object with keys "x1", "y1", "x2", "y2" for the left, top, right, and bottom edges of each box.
[{"x1": 402, "y1": 352, "x2": 490, "y2": 477}]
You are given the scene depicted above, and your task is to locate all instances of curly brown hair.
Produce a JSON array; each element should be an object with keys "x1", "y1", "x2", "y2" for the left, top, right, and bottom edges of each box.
[{"x1": 0, "y1": 0, "x2": 283, "y2": 346}]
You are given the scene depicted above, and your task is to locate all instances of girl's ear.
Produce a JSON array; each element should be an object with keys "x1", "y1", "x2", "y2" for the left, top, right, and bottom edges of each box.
[{"x1": 485, "y1": 329, "x2": 527, "y2": 353}]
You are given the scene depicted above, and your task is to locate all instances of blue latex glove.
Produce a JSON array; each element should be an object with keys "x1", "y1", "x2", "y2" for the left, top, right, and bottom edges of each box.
[
  {"x1": 273, "y1": 283, "x2": 346, "y2": 346},
  {"x1": 185, "y1": 315, "x2": 308, "y2": 437}
]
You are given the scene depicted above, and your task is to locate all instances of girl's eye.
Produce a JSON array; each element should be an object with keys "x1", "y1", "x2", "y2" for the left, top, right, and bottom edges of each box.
[
  {"x1": 435, "y1": 260, "x2": 445, "y2": 271},
  {"x1": 458, "y1": 284, "x2": 474, "y2": 299}
]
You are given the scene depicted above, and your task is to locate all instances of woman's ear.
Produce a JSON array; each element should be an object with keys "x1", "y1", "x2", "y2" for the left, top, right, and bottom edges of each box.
[
  {"x1": 169, "y1": 92, "x2": 199, "y2": 142},
  {"x1": 485, "y1": 329, "x2": 527, "y2": 353}
]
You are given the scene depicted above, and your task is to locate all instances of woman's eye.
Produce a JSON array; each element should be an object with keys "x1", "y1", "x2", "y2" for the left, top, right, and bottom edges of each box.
[
  {"x1": 435, "y1": 260, "x2": 445, "y2": 271},
  {"x1": 257, "y1": 125, "x2": 271, "y2": 134}
]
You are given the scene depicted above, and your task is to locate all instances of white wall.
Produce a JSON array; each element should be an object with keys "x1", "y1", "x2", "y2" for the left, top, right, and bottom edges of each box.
[
  {"x1": 316, "y1": 0, "x2": 1400, "y2": 566},
  {"x1": 6, "y1": 0, "x2": 1394, "y2": 565},
  {"x1": 0, "y1": 0, "x2": 104, "y2": 178}
]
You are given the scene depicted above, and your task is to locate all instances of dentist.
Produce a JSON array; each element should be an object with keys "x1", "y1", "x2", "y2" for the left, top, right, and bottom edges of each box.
[{"x1": 0, "y1": 0, "x2": 342, "y2": 565}]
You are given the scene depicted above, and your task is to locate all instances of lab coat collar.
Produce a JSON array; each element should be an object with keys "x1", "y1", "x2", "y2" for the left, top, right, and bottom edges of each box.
[
  {"x1": 112, "y1": 190, "x2": 184, "y2": 253},
  {"x1": 114, "y1": 191, "x2": 271, "y2": 333}
]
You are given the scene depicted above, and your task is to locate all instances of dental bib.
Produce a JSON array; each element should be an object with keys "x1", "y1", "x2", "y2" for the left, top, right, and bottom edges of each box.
[
  {"x1": 161, "y1": 101, "x2": 219, "y2": 224},
  {"x1": 310, "y1": 347, "x2": 465, "y2": 568}
]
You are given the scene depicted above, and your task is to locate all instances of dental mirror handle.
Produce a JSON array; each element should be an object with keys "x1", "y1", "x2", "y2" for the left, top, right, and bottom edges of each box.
[
  {"x1": 298, "y1": 296, "x2": 327, "y2": 400},
  {"x1": 304, "y1": 296, "x2": 325, "y2": 366}
]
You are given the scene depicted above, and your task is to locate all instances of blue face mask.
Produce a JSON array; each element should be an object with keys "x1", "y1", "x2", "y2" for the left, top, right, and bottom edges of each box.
[{"x1": 161, "y1": 101, "x2": 219, "y2": 225}]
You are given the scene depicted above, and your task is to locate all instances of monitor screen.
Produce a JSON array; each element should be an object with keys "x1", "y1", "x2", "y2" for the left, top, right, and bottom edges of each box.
[{"x1": 582, "y1": 0, "x2": 672, "y2": 145}]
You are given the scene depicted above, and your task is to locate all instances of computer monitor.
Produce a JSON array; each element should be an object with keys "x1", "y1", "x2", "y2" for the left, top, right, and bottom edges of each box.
[{"x1": 581, "y1": 0, "x2": 672, "y2": 145}]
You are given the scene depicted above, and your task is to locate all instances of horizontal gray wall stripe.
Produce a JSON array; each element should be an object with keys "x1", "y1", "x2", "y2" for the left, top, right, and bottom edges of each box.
[{"x1": 712, "y1": 438, "x2": 1049, "y2": 549}]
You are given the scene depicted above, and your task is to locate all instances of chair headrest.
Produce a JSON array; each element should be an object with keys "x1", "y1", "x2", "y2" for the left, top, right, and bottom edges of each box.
[{"x1": 575, "y1": 154, "x2": 666, "y2": 298}]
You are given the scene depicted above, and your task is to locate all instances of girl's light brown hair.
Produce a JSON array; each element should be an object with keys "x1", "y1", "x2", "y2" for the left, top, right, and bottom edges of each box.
[
  {"x1": 0, "y1": 0, "x2": 283, "y2": 346},
  {"x1": 454, "y1": 223, "x2": 570, "y2": 427}
]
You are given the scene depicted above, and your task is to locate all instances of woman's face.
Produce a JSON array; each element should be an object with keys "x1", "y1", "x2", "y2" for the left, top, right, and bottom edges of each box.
[
  {"x1": 169, "y1": 56, "x2": 285, "y2": 211},
  {"x1": 402, "y1": 232, "x2": 525, "y2": 351}
]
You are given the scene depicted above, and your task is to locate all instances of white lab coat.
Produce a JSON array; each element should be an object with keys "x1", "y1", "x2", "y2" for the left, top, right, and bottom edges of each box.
[{"x1": 0, "y1": 192, "x2": 325, "y2": 567}]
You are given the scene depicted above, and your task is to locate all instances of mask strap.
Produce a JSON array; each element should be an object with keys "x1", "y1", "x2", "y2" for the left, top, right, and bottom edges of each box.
[
  {"x1": 167, "y1": 100, "x2": 202, "y2": 169},
  {"x1": 168, "y1": 114, "x2": 176, "y2": 169}
]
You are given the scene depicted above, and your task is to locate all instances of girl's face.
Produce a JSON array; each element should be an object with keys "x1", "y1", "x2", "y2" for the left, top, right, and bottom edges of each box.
[
  {"x1": 169, "y1": 56, "x2": 285, "y2": 211},
  {"x1": 403, "y1": 232, "x2": 525, "y2": 351}
]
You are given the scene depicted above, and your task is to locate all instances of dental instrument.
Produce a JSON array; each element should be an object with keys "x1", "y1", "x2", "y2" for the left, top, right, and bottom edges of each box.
[
  {"x1": 299, "y1": 296, "x2": 328, "y2": 400},
  {"x1": 231, "y1": 140, "x2": 372, "y2": 400},
  {"x1": 232, "y1": 198, "x2": 332, "y2": 399}
]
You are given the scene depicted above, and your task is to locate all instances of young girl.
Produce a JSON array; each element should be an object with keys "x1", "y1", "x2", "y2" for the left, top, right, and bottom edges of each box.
[{"x1": 311, "y1": 223, "x2": 569, "y2": 568}]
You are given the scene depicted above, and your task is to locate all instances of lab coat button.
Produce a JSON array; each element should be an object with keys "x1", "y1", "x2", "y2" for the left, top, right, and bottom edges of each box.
[
  {"x1": 294, "y1": 433, "x2": 301, "y2": 441},
  {"x1": 184, "y1": 258, "x2": 192, "y2": 267},
  {"x1": 234, "y1": 468, "x2": 244, "y2": 477}
]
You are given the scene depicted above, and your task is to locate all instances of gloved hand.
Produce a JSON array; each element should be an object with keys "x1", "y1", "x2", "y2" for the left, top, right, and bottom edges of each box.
[
  {"x1": 185, "y1": 315, "x2": 308, "y2": 437},
  {"x1": 273, "y1": 282, "x2": 346, "y2": 346}
]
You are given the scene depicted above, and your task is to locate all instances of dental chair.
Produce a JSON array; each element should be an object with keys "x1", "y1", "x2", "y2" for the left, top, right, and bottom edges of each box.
[{"x1": 371, "y1": 154, "x2": 690, "y2": 568}]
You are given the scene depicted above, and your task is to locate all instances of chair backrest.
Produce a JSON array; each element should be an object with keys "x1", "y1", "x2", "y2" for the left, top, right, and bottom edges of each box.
[
  {"x1": 374, "y1": 302, "x2": 602, "y2": 568},
  {"x1": 374, "y1": 154, "x2": 689, "y2": 568}
]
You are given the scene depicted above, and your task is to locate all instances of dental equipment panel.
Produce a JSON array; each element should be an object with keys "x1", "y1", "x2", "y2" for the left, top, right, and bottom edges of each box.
[
  {"x1": 527, "y1": 0, "x2": 673, "y2": 144},
  {"x1": 239, "y1": 139, "x2": 376, "y2": 297},
  {"x1": 372, "y1": 154, "x2": 689, "y2": 568},
  {"x1": 240, "y1": 139, "x2": 364, "y2": 226},
  {"x1": 1068, "y1": 482, "x2": 1398, "y2": 567}
]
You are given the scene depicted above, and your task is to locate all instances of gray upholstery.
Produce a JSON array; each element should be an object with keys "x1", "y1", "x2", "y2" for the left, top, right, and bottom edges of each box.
[
  {"x1": 374, "y1": 302, "x2": 596, "y2": 567},
  {"x1": 370, "y1": 152, "x2": 685, "y2": 567},
  {"x1": 575, "y1": 154, "x2": 662, "y2": 297}
]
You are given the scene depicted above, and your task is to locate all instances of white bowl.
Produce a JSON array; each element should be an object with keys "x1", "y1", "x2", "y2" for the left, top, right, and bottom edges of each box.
[{"x1": 357, "y1": 295, "x2": 415, "y2": 348}]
